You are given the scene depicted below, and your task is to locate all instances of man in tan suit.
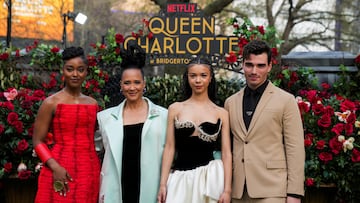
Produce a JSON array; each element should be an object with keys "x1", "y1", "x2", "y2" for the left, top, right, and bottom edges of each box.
[{"x1": 224, "y1": 40, "x2": 305, "y2": 203}]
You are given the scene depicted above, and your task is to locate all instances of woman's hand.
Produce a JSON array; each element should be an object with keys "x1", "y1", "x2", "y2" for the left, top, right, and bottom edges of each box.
[
  {"x1": 157, "y1": 185, "x2": 167, "y2": 203},
  {"x1": 218, "y1": 191, "x2": 231, "y2": 203},
  {"x1": 51, "y1": 162, "x2": 73, "y2": 196}
]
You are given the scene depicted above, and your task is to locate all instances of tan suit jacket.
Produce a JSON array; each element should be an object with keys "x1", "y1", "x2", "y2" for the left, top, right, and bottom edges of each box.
[{"x1": 224, "y1": 82, "x2": 305, "y2": 199}]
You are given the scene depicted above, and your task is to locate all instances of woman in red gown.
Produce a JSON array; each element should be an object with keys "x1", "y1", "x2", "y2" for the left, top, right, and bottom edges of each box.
[{"x1": 32, "y1": 46, "x2": 100, "y2": 203}]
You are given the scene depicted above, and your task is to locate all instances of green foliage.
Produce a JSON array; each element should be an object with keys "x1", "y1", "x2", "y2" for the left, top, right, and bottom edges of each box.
[
  {"x1": 332, "y1": 64, "x2": 360, "y2": 101},
  {"x1": 144, "y1": 74, "x2": 244, "y2": 108},
  {"x1": 0, "y1": 48, "x2": 21, "y2": 91}
]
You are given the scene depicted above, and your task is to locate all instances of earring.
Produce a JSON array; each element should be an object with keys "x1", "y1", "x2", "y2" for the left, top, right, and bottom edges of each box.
[
  {"x1": 143, "y1": 88, "x2": 147, "y2": 93},
  {"x1": 119, "y1": 89, "x2": 123, "y2": 94}
]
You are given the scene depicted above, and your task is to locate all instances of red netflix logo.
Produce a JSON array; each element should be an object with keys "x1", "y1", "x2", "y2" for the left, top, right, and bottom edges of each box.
[{"x1": 167, "y1": 3, "x2": 196, "y2": 13}]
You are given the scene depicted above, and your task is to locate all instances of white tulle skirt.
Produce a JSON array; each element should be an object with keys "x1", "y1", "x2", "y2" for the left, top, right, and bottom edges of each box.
[{"x1": 165, "y1": 160, "x2": 224, "y2": 203}]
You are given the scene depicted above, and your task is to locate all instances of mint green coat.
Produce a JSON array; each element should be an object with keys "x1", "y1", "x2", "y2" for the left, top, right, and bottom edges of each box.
[{"x1": 97, "y1": 98, "x2": 168, "y2": 203}]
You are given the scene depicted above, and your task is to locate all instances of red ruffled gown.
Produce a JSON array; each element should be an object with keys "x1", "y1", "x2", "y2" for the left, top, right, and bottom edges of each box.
[{"x1": 35, "y1": 104, "x2": 100, "y2": 203}]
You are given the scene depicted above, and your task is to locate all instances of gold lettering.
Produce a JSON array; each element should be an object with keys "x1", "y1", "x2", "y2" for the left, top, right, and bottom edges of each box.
[
  {"x1": 149, "y1": 17, "x2": 164, "y2": 35},
  {"x1": 203, "y1": 17, "x2": 215, "y2": 34},
  {"x1": 163, "y1": 37, "x2": 174, "y2": 54},
  {"x1": 202, "y1": 37, "x2": 213, "y2": 54},
  {"x1": 180, "y1": 17, "x2": 190, "y2": 34},
  {"x1": 150, "y1": 38, "x2": 162, "y2": 53},
  {"x1": 176, "y1": 38, "x2": 186, "y2": 54},
  {"x1": 216, "y1": 37, "x2": 227, "y2": 54},
  {"x1": 228, "y1": 37, "x2": 238, "y2": 53},
  {"x1": 186, "y1": 37, "x2": 201, "y2": 54},
  {"x1": 191, "y1": 17, "x2": 201, "y2": 34},
  {"x1": 166, "y1": 17, "x2": 178, "y2": 35}
]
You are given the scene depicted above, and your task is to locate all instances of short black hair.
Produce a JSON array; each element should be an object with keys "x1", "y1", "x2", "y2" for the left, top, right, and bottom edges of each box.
[
  {"x1": 242, "y1": 40, "x2": 272, "y2": 64},
  {"x1": 62, "y1": 46, "x2": 87, "y2": 64}
]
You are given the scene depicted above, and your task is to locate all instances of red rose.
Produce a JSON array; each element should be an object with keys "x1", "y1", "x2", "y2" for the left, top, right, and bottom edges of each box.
[
  {"x1": 329, "y1": 136, "x2": 342, "y2": 155},
  {"x1": 50, "y1": 46, "x2": 60, "y2": 53},
  {"x1": 4, "y1": 162, "x2": 12, "y2": 173},
  {"x1": 319, "y1": 152, "x2": 333, "y2": 163},
  {"x1": 331, "y1": 123, "x2": 344, "y2": 135},
  {"x1": 147, "y1": 32, "x2": 153, "y2": 39},
  {"x1": 316, "y1": 140, "x2": 326, "y2": 150},
  {"x1": 226, "y1": 52, "x2": 237, "y2": 64},
  {"x1": 306, "y1": 90, "x2": 318, "y2": 103},
  {"x1": 18, "y1": 170, "x2": 32, "y2": 180},
  {"x1": 238, "y1": 37, "x2": 248, "y2": 48},
  {"x1": 28, "y1": 126, "x2": 34, "y2": 137},
  {"x1": 4, "y1": 101, "x2": 14, "y2": 111},
  {"x1": 115, "y1": 33, "x2": 124, "y2": 43},
  {"x1": 33, "y1": 89, "x2": 45, "y2": 99},
  {"x1": 15, "y1": 49, "x2": 20, "y2": 57},
  {"x1": 317, "y1": 114, "x2": 332, "y2": 128},
  {"x1": 298, "y1": 102, "x2": 310, "y2": 113},
  {"x1": 15, "y1": 139, "x2": 28, "y2": 154},
  {"x1": 257, "y1": 25, "x2": 265, "y2": 35},
  {"x1": 351, "y1": 148, "x2": 360, "y2": 162},
  {"x1": 340, "y1": 99, "x2": 356, "y2": 112},
  {"x1": 323, "y1": 105, "x2": 334, "y2": 116},
  {"x1": 346, "y1": 112, "x2": 356, "y2": 125},
  {"x1": 321, "y1": 82, "x2": 330, "y2": 89},
  {"x1": 21, "y1": 99, "x2": 33, "y2": 109},
  {"x1": 13, "y1": 121, "x2": 24, "y2": 134},
  {"x1": 344, "y1": 123, "x2": 354, "y2": 135},
  {"x1": 305, "y1": 133, "x2": 314, "y2": 141},
  {"x1": 312, "y1": 103, "x2": 324, "y2": 115},
  {"x1": 304, "y1": 139, "x2": 312, "y2": 147},
  {"x1": 305, "y1": 178, "x2": 315, "y2": 187},
  {"x1": 115, "y1": 47, "x2": 121, "y2": 55},
  {"x1": 21, "y1": 75, "x2": 27, "y2": 85},
  {"x1": 0, "y1": 52, "x2": 9, "y2": 61},
  {"x1": 7, "y1": 112, "x2": 19, "y2": 125},
  {"x1": 0, "y1": 124, "x2": 4, "y2": 135}
]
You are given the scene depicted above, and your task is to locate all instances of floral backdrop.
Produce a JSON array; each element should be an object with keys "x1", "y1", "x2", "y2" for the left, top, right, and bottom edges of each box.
[{"x1": 0, "y1": 17, "x2": 360, "y2": 202}]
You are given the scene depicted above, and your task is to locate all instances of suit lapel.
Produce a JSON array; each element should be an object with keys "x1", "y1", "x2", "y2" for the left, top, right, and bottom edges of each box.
[
  {"x1": 247, "y1": 83, "x2": 274, "y2": 137},
  {"x1": 235, "y1": 90, "x2": 247, "y2": 141},
  {"x1": 106, "y1": 101, "x2": 125, "y2": 178},
  {"x1": 141, "y1": 98, "x2": 154, "y2": 141}
]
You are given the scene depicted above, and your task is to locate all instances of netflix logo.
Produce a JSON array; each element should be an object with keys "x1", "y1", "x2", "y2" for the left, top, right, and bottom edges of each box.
[{"x1": 167, "y1": 3, "x2": 197, "y2": 13}]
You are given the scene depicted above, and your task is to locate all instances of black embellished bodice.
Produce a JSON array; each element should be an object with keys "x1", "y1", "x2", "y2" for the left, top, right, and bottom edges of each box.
[{"x1": 172, "y1": 117, "x2": 222, "y2": 170}]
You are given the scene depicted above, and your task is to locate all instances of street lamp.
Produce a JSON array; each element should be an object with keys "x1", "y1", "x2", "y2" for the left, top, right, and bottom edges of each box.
[{"x1": 62, "y1": 11, "x2": 87, "y2": 48}]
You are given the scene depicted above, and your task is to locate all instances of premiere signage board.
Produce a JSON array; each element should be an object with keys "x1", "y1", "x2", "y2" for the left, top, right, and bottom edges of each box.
[
  {"x1": 0, "y1": 0, "x2": 74, "y2": 41},
  {"x1": 124, "y1": 3, "x2": 238, "y2": 66}
]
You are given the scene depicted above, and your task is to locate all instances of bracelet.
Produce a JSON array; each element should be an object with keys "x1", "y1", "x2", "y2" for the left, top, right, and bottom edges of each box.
[{"x1": 34, "y1": 143, "x2": 53, "y2": 163}]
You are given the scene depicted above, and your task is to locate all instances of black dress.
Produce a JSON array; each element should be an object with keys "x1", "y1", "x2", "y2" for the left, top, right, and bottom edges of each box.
[
  {"x1": 121, "y1": 123, "x2": 144, "y2": 203},
  {"x1": 172, "y1": 118, "x2": 222, "y2": 170}
]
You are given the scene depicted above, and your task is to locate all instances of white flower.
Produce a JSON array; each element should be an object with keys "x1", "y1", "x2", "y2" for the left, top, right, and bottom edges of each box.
[
  {"x1": 17, "y1": 162, "x2": 27, "y2": 172},
  {"x1": 32, "y1": 149, "x2": 37, "y2": 157},
  {"x1": 35, "y1": 163, "x2": 43, "y2": 172},
  {"x1": 355, "y1": 120, "x2": 360, "y2": 128},
  {"x1": 338, "y1": 135, "x2": 345, "y2": 142},
  {"x1": 334, "y1": 110, "x2": 351, "y2": 123},
  {"x1": 342, "y1": 137, "x2": 355, "y2": 152}
]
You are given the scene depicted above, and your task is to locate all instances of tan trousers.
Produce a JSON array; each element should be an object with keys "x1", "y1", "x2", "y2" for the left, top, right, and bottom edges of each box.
[{"x1": 232, "y1": 188, "x2": 286, "y2": 203}]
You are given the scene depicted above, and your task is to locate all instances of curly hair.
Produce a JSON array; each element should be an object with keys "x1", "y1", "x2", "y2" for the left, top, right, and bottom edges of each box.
[
  {"x1": 119, "y1": 43, "x2": 146, "y2": 79},
  {"x1": 242, "y1": 40, "x2": 272, "y2": 64},
  {"x1": 62, "y1": 46, "x2": 87, "y2": 64},
  {"x1": 181, "y1": 56, "x2": 217, "y2": 102}
]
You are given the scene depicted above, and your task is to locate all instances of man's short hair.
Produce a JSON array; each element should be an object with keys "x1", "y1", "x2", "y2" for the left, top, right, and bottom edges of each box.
[{"x1": 242, "y1": 40, "x2": 272, "y2": 64}]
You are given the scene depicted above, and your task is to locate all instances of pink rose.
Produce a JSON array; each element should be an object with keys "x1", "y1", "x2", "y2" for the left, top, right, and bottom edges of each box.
[{"x1": 4, "y1": 88, "x2": 18, "y2": 101}]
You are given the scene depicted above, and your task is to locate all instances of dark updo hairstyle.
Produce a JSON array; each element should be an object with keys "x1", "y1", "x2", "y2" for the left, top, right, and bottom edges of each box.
[
  {"x1": 182, "y1": 56, "x2": 217, "y2": 102},
  {"x1": 119, "y1": 43, "x2": 146, "y2": 80},
  {"x1": 62, "y1": 46, "x2": 87, "y2": 64}
]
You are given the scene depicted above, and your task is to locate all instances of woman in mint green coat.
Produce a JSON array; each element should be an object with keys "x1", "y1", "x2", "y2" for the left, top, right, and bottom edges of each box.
[{"x1": 97, "y1": 45, "x2": 167, "y2": 203}]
